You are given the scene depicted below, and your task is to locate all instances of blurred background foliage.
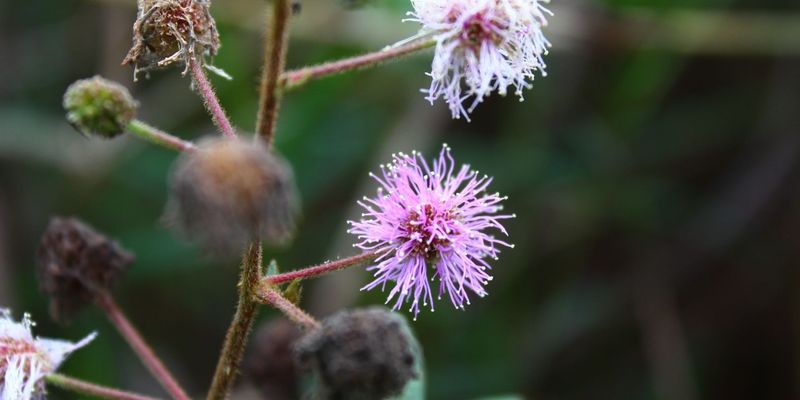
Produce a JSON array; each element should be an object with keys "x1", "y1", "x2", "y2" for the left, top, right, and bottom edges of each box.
[{"x1": 1, "y1": 0, "x2": 800, "y2": 398}]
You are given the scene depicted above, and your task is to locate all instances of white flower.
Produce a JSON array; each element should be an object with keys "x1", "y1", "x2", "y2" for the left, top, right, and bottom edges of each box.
[
  {"x1": 406, "y1": 0, "x2": 552, "y2": 120},
  {"x1": 0, "y1": 309, "x2": 96, "y2": 400}
]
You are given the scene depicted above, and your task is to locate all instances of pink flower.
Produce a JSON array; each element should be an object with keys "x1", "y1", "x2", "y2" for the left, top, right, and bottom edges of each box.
[
  {"x1": 1, "y1": 309, "x2": 95, "y2": 399},
  {"x1": 406, "y1": 0, "x2": 551, "y2": 119},
  {"x1": 348, "y1": 145, "x2": 514, "y2": 319}
]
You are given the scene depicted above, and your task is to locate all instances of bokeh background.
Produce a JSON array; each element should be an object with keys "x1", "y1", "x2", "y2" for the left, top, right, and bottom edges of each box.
[{"x1": 2, "y1": 0, "x2": 800, "y2": 398}]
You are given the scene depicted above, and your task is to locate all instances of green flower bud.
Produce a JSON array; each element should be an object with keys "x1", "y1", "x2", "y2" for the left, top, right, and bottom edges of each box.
[{"x1": 63, "y1": 76, "x2": 138, "y2": 138}]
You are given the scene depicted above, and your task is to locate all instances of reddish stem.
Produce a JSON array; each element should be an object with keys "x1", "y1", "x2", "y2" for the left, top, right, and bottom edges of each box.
[
  {"x1": 46, "y1": 373, "x2": 162, "y2": 400},
  {"x1": 281, "y1": 39, "x2": 435, "y2": 91},
  {"x1": 256, "y1": 286, "x2": 320, "y2": 330},
  {"x1": 189, "y1": 59, "x2": 237, "y2": 139},
  {"x1": 264, "y1": 251, "x2": 380, "y2": 285},
  {"x1": 96, "y1": 293, "x2": 191, "y2": 400}
]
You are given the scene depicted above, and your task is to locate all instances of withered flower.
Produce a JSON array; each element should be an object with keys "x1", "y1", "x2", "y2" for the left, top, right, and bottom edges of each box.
[
  {"x1": 37, "y1": 217, "x2": 134, "y2": 323},
  {"x1": 245, "y1": 319, "x2": 302, "y2": 400},
  {"x1": 295, "y1": 307, "x2": 419, "y2": 400},
  {"x1": 123, "y1": 0, "x2": 221, "y2": 77}
]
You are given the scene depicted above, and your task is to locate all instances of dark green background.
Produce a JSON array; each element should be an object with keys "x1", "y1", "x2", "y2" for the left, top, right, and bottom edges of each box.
[{"x1": 1, "y1": 0, "x2": 799, "y2": 398}]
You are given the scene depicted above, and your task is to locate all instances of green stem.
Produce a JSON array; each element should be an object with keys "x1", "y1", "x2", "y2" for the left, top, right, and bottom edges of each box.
[
  {"x1": 127, "y1": 119, "x2": 196, "y2": 152},
  {"x1": 206, "y1": 243, "x2": 263, "y2": 400},
  {"x1": 281, "y1": 39, "x2": 436, "y2": 92},
  {"x1": 46, "y1": 374, "x2": 162, "y2": 400},
  {"x1": 255, "y1": 0, "x2": 292, "y2": 146}
]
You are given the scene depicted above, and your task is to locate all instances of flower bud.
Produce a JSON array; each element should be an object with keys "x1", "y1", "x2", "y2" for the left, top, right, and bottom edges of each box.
[
  {"x1": 295, "y1": 307, "x2": 419, "y2": 400},
  {"x1": 36, "y1": 217, "x2": 134, "y2": 323},
  {"x1": 123, "y1": 0, "x2": 221, "y2": 75},
  {"x1": 245, "y1": 319, "x2": 302, "y2": 400},
  {"x1": 63, "y1": 76, "x2": 138, "y2": 138},
  {"x1": 165, "y1": 137, "x2": 299, "y2": 254}
]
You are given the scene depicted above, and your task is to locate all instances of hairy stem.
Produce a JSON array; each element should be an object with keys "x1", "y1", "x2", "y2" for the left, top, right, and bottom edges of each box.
[
  {"x1": 265, "y1": 251, "x2": 381, "y2": 285},
  {"x1": 206, "y1": 243, "x2": 263, "y2": 400},
  {"x1": 189, "y1": 59, "x2": 237, "y2": 139},
  {"x1": 127, "y1": 119, "x2": 197, "y2": 152},
  {"x1": 46, "y1": 374, "x2": 162, "y2": 400},
  {"x1": 256, "y1": 286, "x2": 320, "y2": 330},
  {"x1": 255, "y1": 0, "x2": 291, "y2": 146},
  {"x1": 281, "y1": 39, "x2": 436, "y2": 92},
  {"x1": 95, "y1": 293, "x2": 190, "y2": 400}
]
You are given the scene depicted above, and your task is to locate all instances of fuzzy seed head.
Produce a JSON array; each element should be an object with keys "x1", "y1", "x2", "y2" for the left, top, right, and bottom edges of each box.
[
  {"x1": 165, "y1": 138, "x2": 300, "y2": 254},
  {"x1": 37, "y1": 217, "x2": 134, "y2": 323},
  {"x1": 63, "y1": 76, "x2": 138, "y2": 138},
  {"x1": 245, "y1": 319, "x2": 302, "y2": 400},
  {"x1": 295, "y1": 307, "x2": 418, "y2": 400}
]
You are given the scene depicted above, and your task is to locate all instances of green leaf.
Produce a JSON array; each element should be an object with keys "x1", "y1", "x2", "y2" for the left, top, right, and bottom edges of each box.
[
  {"x1": 283, "y1": 278, "x2": 303, "y2": 305},
  {"x1": 265, "y1": 259, "x2": 280, "y2": 277}
]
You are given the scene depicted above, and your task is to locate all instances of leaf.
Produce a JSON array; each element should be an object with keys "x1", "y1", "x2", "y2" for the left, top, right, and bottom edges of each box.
[
  {"x1": 265, "y1": 259, "x2": 280, "y2": 277},
  {"x1": 283, "y1": 278, "x2": 303, "y2": 305}
]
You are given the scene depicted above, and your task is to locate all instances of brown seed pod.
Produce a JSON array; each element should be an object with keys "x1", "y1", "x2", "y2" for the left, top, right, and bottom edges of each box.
[
  {"x1": 37, "y1": 217, "x2": 134, "y2": 323},
  {"x1": 165, "y1": 137, "x2": 300, "y2": 254},
  {"x1": 123, "y1": 0, "x2": 220, "y2": 76},
  {"x1": 295, "y1": 307, "x2": 419, "y2": 400},
  {"x1": 245, "y1": 319, "x2": 303, "y2": 400}
]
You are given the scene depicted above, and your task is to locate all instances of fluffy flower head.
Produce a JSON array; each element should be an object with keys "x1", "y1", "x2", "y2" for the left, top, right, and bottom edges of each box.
[
  {"x1": 1, "y1": 309, "x2": 95, "y2": 399},
  {"x1": 407, "y1": 0, "x2": 551, "y2": 119},
  {"x1": 349, "y1": 145, "x2": 514, "y2": 319}
]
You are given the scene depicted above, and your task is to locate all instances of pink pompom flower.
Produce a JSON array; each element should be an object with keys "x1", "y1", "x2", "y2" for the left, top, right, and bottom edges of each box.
[
  {"x1": 349, "y1": 145, "x2": 514, "y2": 319},
  {"x1": 404, "y1": 0, "x2": 551, "y2": 120}
]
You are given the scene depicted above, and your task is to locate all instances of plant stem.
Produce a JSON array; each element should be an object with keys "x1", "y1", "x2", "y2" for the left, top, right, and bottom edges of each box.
[
  {"x1": 206, "y1": 243, "x2": 263, "y2": 400},
  {"x1": 255, "y1": 286, "x2": 320, "y2": 330},
  {"x1": 189, "y1": 58, "x2": 237, "y2": 139},
  {"x1": 46, "y1": 374, "x2": 162, "y2": 400},
  {"x1": 281, "y1": 39, "x2": 436, "y2": 92},
  {"x1": 95, "y1": 292, "x2": 191, "y2": 400},
  {"x1": 127, "y1": 119, "x2": 197, "y2": 152},
  {"x1": 255, "y1": 0, "x2": 291, "y2": 146},
  {"x1": 265, "y1": 251, "x2": 381, "y2": 285}
]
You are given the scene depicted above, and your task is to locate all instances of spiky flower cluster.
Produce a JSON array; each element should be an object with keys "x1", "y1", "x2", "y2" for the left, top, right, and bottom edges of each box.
[
  {"x1": 407, "y1": 0, "x2": 551, "y2": 119},
  {"x1": 349, "y1": 145, "x2": 514, "y2": 318},
  {"x1": 1, "y1": 310, "x2": 95, "y2": 399}
]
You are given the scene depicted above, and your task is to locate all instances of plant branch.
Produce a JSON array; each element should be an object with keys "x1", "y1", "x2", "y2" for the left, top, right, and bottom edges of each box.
[
  {"x1": 127, "y1": 119, "x2": 197, "y2": 152},
  {"x1": 280, "y1": 39, "x2": 436, "y2": 92},
  {"x1": 189, "y1": 58, "x2": 237, "y2": 139},
  {"x1": 46, "y1": 374, "x2": 162, "y2": 400},
  {"x1": 255, "y1": 285, "x2": 320, "y2": 330},
  {"x1": 264, "y1": 251, "x2": 381, "y2": 285},
  {"x1": 95, "y1": 292, "x2": 191, "y2": 400},
  {"x1": 206, "y1": 243, "x2": 263, "y2": 400},
  {"x1": 255, "y1": 0, "x2": 292, "y2": 146}
]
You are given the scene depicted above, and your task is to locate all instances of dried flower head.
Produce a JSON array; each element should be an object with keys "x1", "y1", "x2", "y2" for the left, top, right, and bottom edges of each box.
[
  {"x1": 37, "y1": 217, "x2": 134, "y2": 323},
  {"x1": 406, "y1": 0, "x2": 551, "y2": 119},
  {"x1": 348, "y1": 144, "x2": 514, "y2": 319},
  {"x1": 123, "y1": 0, "x2": 221, "y2": 77},
  {"x1": 166, "y1": 137, "x2": 299, "y2": 253},
  {"x1": 1, "y1": 309, "x2": 95, "y2": 399},
  {"x1": 63, "y1": 76, "x2": 138, "y2": 138},
  {"x1": 295, "y1": 307, "x2": 418, "y2": 400},
  {"x1": 245, "y1": 319, "x2": 302, "y2": 400}
]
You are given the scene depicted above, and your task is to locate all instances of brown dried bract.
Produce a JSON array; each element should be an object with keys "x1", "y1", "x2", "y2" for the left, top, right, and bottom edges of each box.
[
  {"x1": 37, "y1": 217, "x2": 134, "y2": 323},
  {"x1": 123, "y1": 0, "x2": 220, "y2": 77}
]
